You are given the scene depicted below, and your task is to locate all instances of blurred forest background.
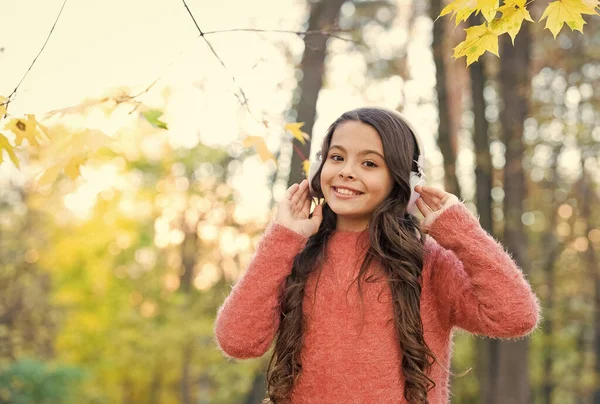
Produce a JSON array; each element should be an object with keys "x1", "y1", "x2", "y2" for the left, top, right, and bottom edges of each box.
[{"x1": 1, "y1": 0, "x2": 599, "y2": 403}]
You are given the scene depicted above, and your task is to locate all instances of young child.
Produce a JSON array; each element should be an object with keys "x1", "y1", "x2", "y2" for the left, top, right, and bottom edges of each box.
[{"x1": 214, "y1": 107, "x2": 540, "y2": 403}]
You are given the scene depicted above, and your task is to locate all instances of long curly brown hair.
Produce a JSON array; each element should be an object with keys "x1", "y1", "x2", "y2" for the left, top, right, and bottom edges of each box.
[{"x1": 265, "y1": 108, "x2": 437, "y2": 403}]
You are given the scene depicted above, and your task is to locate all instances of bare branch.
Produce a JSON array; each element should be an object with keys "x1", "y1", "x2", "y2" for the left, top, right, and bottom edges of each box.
[
  {"x1": 128, "y1": 24, "x2": 355, "y2": 107},
  {"x1": 3, "y1": 0, "x2": 68, "y2": 115},
  {"x1": 202, "y1": 27, "x2": 356, "y2": 43},
  {"x1": 180, "y1": 0, "x2": 254, "y2": 117},
  {"x1": 2, "y1": 0, "x2": 354, "y2": 126}
]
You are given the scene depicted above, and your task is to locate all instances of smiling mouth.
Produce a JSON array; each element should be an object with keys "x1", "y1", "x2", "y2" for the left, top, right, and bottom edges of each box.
[{"x1": 332, "y1": 187, "x2": 364, "y2": 197}]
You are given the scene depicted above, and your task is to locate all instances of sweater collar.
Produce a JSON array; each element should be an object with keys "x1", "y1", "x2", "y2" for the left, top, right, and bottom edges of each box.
[{"x1": 330, "y1": 228, "x2": 370, "y2": 248}]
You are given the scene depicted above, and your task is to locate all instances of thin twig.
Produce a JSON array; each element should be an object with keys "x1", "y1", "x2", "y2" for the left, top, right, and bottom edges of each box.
[
  {"x1": 2, "y1": 0, "x2": 68, "y2": 114},
  {"x1": 128, "y1": 25, "x2": 354, "y2": 106},
  {"x1": 180, "y1": 0, "x2": 254, "y2": 116},
  {"x1": 292, "y1": 143, "x2": 308, "y2": 162},
  {"x1": 202, "y1": 28, "x2": 355, "y2": 43},
  {"x1": 126, "y1": 33, "x2": 203, "y2": 102}
]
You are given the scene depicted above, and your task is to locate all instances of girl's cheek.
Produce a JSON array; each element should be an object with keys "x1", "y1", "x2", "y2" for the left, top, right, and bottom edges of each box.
[{"x1": 320, "y1": 165, "x2": 333, "y2": 180}]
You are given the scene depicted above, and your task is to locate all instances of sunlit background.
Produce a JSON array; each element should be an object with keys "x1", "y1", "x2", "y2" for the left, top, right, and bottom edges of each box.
[
  {"x1": 1, "y1": 0, "x2": 599, "y2": 402},
  {"x1": 1, "y1": 0, "x2": 454, "y2": 223}
]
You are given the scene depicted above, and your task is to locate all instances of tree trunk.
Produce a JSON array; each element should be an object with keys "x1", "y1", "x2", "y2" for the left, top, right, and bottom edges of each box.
[
  {"x1": 180, "y1": 217, "x2": 198, "y2": 294},
  {"x1": 429, "y1": 0, "x2": 461, "y2": 197},
  {"x1": 494, "y1": 22, "x2": 532, "y2": 404},
  {"x1": 180, "y1": 342, "x2": 193, "y2": 404},
  {"x1": 541, "y1": 146, "x2": 562, "y2": 404},
  {"x1": 180, "y1": 210, "x2": 199, "y2": 403},
  {"x1": 148, "y1": 363, "x2": 162, "y2": 404},
  {"x1": 287, "y1": 0, "x2": 347, "y2": 188},
  {"x1": 466, "y1": 14, "x2": 496, "y2": 404},
  {"x1": 261, "y1": 1, "x2": 347, "y2": 402},
  {"x1": 122, "y1": 378, "x2": 134, "y2": 404},
  {"x1": 580, "y1": 158, "x2": 600, "y2": 404},
  {"x1": 593, "y1": 230, "x2": 600, "y2": 404},
  {"x1": 244, "y1": 360, "x2": 269, "y2": 404}
]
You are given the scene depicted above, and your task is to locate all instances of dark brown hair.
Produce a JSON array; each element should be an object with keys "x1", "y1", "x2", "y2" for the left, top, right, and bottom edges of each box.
[{"x1": 265, "y1": 107, "x2": 436, "y2": 403}]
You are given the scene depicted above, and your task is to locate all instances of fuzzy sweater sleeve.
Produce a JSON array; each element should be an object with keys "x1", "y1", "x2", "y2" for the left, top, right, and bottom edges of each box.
[
  {"x1": 213, "y1": 222, "x2": 308, "y2": 359},
  {"x1": 427, "y1": 203, "x2": 541, "y2": 338}
]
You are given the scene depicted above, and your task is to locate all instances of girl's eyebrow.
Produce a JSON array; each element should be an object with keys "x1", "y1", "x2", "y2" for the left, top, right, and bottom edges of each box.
[{"x1": 329, "y1": 145, "x2": 384, "y2": 160}]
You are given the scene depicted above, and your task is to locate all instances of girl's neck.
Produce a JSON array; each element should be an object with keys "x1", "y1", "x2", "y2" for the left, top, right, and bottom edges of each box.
[
  {"x1": 335, "y1": 218, "x2": 369, "y2": 233},
  {"x1": 334, "y1": 227, "x2": 368, "y2": 234}
]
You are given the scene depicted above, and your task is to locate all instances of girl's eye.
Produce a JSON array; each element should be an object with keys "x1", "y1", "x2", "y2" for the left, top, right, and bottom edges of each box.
[{"x1": 329, "y1": 155, "x2": 377, "y2": 168}]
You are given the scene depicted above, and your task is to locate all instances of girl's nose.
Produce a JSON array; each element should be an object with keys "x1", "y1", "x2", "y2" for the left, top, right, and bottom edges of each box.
[{"x1": 338, "y1": 166, "x2": 355, "y2": 179}]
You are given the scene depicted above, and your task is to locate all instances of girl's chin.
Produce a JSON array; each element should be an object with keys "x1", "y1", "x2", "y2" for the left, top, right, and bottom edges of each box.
[{"x1": 328, "y1": 203, "x2": 364, "y2": 215}]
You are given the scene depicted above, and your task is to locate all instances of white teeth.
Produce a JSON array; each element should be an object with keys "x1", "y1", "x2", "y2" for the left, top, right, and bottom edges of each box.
[{"x1": 335, "y1": 187, "x2": 360, "y2": 196}]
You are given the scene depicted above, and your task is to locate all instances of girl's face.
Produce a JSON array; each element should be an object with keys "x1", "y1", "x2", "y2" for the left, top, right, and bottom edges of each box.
[{"x1": 320, "y1": 120, "x2": 394, "y2": 232}]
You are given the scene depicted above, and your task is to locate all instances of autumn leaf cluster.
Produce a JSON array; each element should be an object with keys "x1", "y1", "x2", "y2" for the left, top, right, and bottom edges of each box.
[{"x1": 442, "y1": 0, "x2": 599, "y2": 65}]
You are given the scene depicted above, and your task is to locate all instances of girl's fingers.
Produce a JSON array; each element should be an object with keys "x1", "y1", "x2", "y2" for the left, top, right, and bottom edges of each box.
[
  {"x1": 289, "y1": 180, "x2": 307, "y2": 206},
  {"x1": 311, "y1": 202, "x2": 323, "y2": 220},
  {"x1": 301, "y1": 194, "x2": 311, "y2": 216},
  {"x1": 415, "y1": 197, "x2": 425, "y2": 215},
  {"x1": 422, "y1": 195, "x2": 441, "y2": 210},
  {"x1": 415, "y1": 187, "x2": 437, "y2": 209},
  {"x1": 418, "y1": 186, "x2": 440, "y2": 199},
  {"x1": 416, "y1": 186, "x2": 445, "y2": 210},
  {"x1": 295, "y1": 186, "x2": 309, "y2": 212},
  {"x1": 416, "y1": 197, "x2": 433, "y2": 217},
  {"x1": 286, "y1": 183, "x2": 299, "y2": 200},
  {"x1": 417, "y1": 185, "x2": 444, "y2": 199},
  {"x1": 421, "y1": 185, "x2": 446, "y2": 198}
]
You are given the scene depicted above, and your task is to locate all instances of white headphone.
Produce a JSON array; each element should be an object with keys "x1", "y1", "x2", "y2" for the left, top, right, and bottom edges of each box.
[{"x1": 307, "y1": 112, "x2": 426, "y2": 215}]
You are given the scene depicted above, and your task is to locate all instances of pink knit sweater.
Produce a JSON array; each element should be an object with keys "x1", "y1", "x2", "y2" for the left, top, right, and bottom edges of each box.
[{"x1": 214, "y1": 203, "x2": 541, "y2": 403}]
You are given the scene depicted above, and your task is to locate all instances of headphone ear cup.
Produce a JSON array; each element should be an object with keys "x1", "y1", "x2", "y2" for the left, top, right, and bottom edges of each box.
[{"x1": 407, "y1": 172, "x2": 426, "y2": 214}]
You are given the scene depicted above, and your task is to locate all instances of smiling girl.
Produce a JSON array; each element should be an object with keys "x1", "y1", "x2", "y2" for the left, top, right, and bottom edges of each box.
[{"x1": 214, "y1": 107, "x2": 540, "y2": 403}]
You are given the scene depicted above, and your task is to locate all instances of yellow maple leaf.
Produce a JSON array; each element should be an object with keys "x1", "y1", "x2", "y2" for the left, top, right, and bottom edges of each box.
[
  {"x1": 34, "y1": 152, "x2": 88, "y2": 189},
  {"x1": 540, "y1": 0, "x2": 599, "y2": 39},
  {"x1": 0, "y1": 133, "x2": 19, "y2": 168},
  {"x1": 454, "y1": 23, "x2": 500, "y2": 66},
  {"x1": 31, "y1": 127, "x2": 112, "y2": 188},
  {"x1": 78, "y1": 129, "x2": 112, "y2": 153},
  {"x1": 243, "y1": 136, "x2": 275, "y2": 162},
  {"x1": 0, "y1": 96, "x2": 7, "y2": 118},
  {"x1": 494, "y1": 0, "x2": 534, "y2": 43},
  {"x1": 36, "y1": 164, "x2": 63, "y2": 188},
  {"x1": 440, "y1": 0, "x2": 477, "y2": 25},
  {"x1": 285, "y1": 122, "x2": 310, "y2": 145},
  {"x1": 508, "y1": 0, "x2": 527, "y2": 7},
  {"x1": 4, "y1": 115, "x2": 46, "y2": 147},
  {"x1": 37, "y1": 127, "x2": 110, "y2": 163},
  {"x1": 441, "y1": 0, "x2": 499, "y2": 25},
  {"x1": 478, "y1": 0, "x2": 500, "y2": 22},
  {"x1": 64, "y1": 155, "x2": 87, "y2": 180},
  {"x1": 581, "y1": 0, "x2": 600, "y2": 9},
  {"x1": 302, "y1": 159, "x2": 311, "y2": 179}
]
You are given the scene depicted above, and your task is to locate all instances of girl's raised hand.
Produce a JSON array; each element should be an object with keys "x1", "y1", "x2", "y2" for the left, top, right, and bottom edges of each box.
[
  {"x1": 274, "y1": 179, "x2": 323, "y2": 238},
  {"x1": 414, "y1": 185, "x2": 461, "y2": 233}
]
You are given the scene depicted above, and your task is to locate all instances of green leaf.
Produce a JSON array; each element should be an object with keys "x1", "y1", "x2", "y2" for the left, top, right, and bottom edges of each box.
[{"x1": 142, "y1": 109, "x2": 168, "y2": 130}]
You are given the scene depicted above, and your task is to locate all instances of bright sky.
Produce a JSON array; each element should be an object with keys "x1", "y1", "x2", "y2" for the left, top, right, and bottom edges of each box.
[
  {"x1": 1, "y1": 0, "x2": 302, "y2": 112},
  {"x1": 1, "y1": 0, "x2": 450, "y2": 223}
]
